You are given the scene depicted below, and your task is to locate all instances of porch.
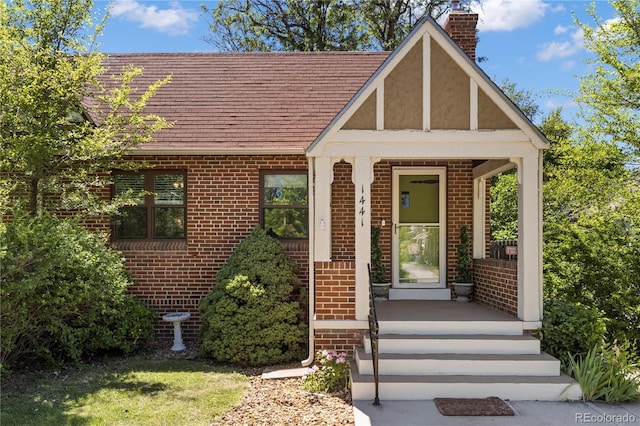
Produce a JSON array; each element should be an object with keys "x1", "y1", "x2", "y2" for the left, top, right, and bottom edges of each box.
[{"x1": 374, "y1": 299, "x2": 516, "y2": 322}]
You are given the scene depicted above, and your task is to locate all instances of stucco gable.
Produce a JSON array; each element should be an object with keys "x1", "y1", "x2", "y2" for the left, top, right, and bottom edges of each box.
[{"x1": 308, "y1": 15, "x2": 549, "y2": 156}]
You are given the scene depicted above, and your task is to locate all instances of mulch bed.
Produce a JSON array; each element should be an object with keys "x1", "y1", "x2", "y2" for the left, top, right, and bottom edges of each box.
[
  {"x1": 211, "y1": 375, "x2": 354, "y2": 425},
  {"x1": 434, "y1": 397, "x2": 515, "y2": 416}
]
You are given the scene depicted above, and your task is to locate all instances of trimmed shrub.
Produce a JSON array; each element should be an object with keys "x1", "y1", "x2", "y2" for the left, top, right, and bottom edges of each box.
[
  {"x1": 541, "y1": 299, "x2": 607, "y2": 365},
  {"x1": 199, "y1": 228, "x2": 307, "y2": 366},
  {"x1": 0, "y1": 214, "x2": 155, "y2": 368}
]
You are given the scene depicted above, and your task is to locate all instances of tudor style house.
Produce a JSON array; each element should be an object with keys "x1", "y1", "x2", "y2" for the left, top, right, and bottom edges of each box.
[{"x1": 95, "y1": 9, "x2": 581, "y2": 401}]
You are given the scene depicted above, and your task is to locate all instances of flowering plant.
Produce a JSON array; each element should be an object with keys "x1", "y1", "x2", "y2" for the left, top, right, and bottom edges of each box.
[{"x1": 302, "y1": 349, "x2": 349, "y2": 393}]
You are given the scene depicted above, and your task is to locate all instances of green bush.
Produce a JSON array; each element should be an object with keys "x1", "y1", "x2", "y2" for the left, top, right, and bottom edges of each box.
[
  {"x1": 198, "y1": 228, "x2": 307, "y2": 366},
  {"x1": 0, "y1": 213, "x2": 155, "y2": 368},
  {"x1": 567, "y1": 341, "x2": 640, "y2": 402},
  {"x1": 541, "y1": 299, "x2": 607, "y2": 365}
]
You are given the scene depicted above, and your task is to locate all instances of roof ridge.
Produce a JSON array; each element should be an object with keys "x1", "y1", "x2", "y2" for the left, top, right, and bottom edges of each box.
[{"x1": 102, "y1": 51, "x2": 390, "y2": 57}]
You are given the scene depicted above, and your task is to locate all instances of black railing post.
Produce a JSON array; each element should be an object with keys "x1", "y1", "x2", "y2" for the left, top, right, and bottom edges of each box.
[{"x1": 367, "y1": 264, "x2": 381, "y2": 405}]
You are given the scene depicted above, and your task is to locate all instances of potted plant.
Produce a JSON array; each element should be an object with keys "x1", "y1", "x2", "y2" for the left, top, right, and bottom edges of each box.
[
  {"x1": 371, "y1": 226, "x2": 391, "y2": 300},
  {"x1": 453, "y1": 225, "x2": 474, "y2": 302}
]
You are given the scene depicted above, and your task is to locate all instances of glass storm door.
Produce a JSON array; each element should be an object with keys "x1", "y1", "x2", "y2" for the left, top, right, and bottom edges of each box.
[{"x1": 392, "y1": 168, "x2": 446, "y2": 288}]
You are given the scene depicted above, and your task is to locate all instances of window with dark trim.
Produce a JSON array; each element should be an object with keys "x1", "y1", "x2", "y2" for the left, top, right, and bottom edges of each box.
[
  {"x1": 113, "y1": 170, "x2": 186, "y2": 240},
  {"x1": 260, "y1": 171, "x2": 308, "y2": 239}
]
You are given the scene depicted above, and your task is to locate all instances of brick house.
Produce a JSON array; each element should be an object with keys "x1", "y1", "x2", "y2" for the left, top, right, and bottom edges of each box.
[{"x1": 97, "y1": 10, "x2": 581, "y2": 400}]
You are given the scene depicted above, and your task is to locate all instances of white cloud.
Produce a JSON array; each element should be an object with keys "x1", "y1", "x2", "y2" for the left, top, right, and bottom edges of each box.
[
  {"x1": 549, "y1": 4, "x2": 565, "y2": 13},
  {"x1": 536, "y1": 27, "x2": 585, "y2": 62},
  {"x1": 545, "y1": 98, "x2": 577, "y2": 110},
  {"x1": 554, "y1": 25, "x2": 568, "y2": 35},
  {"x1": 470, "y1": 0, "x2": 548, "y2": 32},
  {"x1": 109, "y1": 0, "x2": 199, "y2": 35}
]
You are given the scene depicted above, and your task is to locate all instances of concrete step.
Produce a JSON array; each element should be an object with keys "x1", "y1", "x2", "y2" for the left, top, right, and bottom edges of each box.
[
  {"x1": 355, "y1": 348, "x2": 560, "y2": 376},
  {"x1": 378, "y1": 319, "x2": 524, "y2": 335},
  {"x1": 362, "y1": 333, "x2": 541, "y2": 355},
  {"x1": 349, "y1": 361, "x2": 582, "y2": 401}
]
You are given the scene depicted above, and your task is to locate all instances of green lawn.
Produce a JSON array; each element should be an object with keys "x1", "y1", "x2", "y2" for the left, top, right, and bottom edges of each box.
[{"x1": 1, "y1": 358, "x2": 249, "y2": 426}]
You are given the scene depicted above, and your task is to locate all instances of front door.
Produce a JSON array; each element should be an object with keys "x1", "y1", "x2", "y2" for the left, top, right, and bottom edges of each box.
[{"x1": 392, "y1": 167, "x2": 446, "y2": 288}]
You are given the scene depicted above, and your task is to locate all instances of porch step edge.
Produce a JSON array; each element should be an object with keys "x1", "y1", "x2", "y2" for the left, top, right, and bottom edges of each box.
[
  {"x1": 362, "y1": 333, "x2": 541, "y2": 355},
  {"x1": 349, "y1": 361, "x2": 582, "y2": 401},
  {"x1": 355, "y1": 348, "x2": 560, "y2": 376},
  {"x1": 378, "y1": 320, "x2": 524, "y2": 335}
]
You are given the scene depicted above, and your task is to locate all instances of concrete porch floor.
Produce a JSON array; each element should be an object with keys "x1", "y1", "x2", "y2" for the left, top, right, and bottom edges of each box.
[{"x1": 373, "y1": 300, "x2": 517, "y2": 322}]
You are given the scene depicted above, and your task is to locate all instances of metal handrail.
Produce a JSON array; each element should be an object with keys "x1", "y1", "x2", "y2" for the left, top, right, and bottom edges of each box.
[{"x1": 367, "y1": 263, "x2": 381, "y2": 405}]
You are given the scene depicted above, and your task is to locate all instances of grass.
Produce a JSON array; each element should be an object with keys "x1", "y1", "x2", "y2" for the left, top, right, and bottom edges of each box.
[{"x1": 1, "y1": 357, "x2": 249, "y2": 426}]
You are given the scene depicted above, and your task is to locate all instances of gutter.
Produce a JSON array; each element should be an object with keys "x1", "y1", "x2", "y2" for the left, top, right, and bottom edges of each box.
[{"x1": 301, "y1": 157, "x2": 315, "y2": 367}]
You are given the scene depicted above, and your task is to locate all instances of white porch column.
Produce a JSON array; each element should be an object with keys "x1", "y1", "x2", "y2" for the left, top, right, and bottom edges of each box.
[
  {"x1": 314, "y1": 157, "x2": 333, "y2": 262},
  {"x1": 472, "y1": 177, "x2": 486, "y2": 259},
  {"x1": 516, "y1": 152, "x2": 543, "y2": 322},
  {"x1": 352, "y1": 156, "x2": 374, "y2": 320}
]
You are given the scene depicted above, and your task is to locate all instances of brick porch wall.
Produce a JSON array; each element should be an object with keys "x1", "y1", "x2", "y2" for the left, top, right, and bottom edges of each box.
[
  {"x1": 87, "y1": 155, "x2": 310, "y2": 342},
  {"x1": 314, "y1": 330, "x2": 363, "y2": 357},
  {"x1": 315, "y1": 261, "x2": 356, "y2": 320},
  {"x1": 473, "y1": 258, "x2": 518, "y2": 317}
]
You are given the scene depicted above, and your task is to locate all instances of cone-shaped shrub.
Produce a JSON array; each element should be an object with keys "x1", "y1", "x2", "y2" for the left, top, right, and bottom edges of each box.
[{"x1": 199, "y1": 228, "x2": 307, "y2": 366}]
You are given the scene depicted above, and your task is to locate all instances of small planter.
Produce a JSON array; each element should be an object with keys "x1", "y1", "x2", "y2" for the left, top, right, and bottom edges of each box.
[
  {"x1": 453, "y1": 283, "x2": 474, "y2": 302},
  {"x1": 372, "y1": 282, "x2": 391, "y2": 300},
  {"x1": 454, "y1": 226, "x2": 474, "y2": 302}
]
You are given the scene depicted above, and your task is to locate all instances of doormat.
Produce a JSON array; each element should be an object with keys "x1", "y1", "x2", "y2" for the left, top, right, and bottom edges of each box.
[{"x1": 434, "y1": 397, "x2": 514, "y2": 416}]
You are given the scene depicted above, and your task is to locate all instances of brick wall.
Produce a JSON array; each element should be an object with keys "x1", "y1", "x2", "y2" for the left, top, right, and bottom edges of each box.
[
  {"x1": 473, "y1": 258, "x2": 518, "y2": 317},
  {"x1": 83, "y1": 155, "x2": 487, "y2": 350},
  {"x1": 445, "y1": 161, "x2": 474, "y2": 285},
  {"x1": 368, "y1": 160, "x2": 475, "y2": 288},
  {"x1": 314, "y1": 330, "x2": 363, "y2": 357},
  {"x1": 90, "y1": 155, "x2": 309, "y2": 341},
  {"x1": 331, "y1": 161, "x2": 356, "y2": 261}
]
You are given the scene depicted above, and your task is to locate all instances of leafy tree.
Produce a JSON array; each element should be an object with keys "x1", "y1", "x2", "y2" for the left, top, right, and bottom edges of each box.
[
  {"x1": 576, "y1": 0, "x2": 640, "y2": 158},
  {"x1": 489, "y1": 79, "x2": 542, "y2": 239},
  {"x1": 201, "y1": 0, "x2": 474, "y2": 52},
  {"x1": 500, "y1": 77, "x2": 541, "y2": 124},
  {"x1": 543, "y1": 119, "x2": 639, "y2": 343},
  {"x1": 360, "y1": 0, "x2": 454, "y2": 51},
  {"x1": 201, "y1": 0, "x2": 369, "y2": 51},
  {"x1": 0, "y1": 0, "x2": 171, "y2": 217},
  {"x1": 488, "y1": 99, "x2": 639, "y2": 345}
]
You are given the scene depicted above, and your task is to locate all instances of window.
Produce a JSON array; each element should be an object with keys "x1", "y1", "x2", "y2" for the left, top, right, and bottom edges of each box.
[
  {"x1": 261, "y1": 171, "x2": 308, "y2": 238},
  {"x1": 114, "y1": 171, "x2": 186, "y2": 239}
]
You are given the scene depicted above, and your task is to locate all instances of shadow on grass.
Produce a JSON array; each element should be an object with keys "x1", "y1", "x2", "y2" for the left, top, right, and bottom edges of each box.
[{"x1": 1, "y1": 358, "x2": 247, "y2": 426}]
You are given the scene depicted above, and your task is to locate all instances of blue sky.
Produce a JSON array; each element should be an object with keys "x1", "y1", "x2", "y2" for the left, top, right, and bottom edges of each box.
[{"x1": 92, "y1": 0, "x2": 617, "y2": 123}]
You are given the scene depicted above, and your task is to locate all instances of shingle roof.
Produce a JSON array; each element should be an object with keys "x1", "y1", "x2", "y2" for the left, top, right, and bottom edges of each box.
[{"x1": 100, "y1": 52, "x2": 390, "y2": 153}]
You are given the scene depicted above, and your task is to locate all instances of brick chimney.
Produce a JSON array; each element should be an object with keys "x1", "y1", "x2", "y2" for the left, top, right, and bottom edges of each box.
[{"x1": 443, "y1": 3, "x2": 479, "y2": 62}]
